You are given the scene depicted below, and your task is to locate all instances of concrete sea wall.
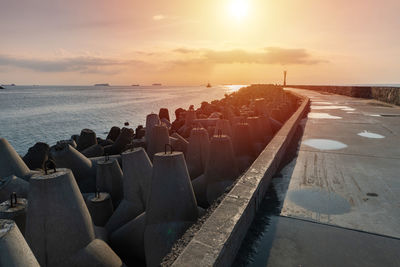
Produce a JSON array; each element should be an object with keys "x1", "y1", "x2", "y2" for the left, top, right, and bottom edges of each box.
[
  {"x1": 288, "y1": 85, "x2": 400, "y2": 106},
  {"x1": 171, "y1": 91, "x2": 310, "y2": 266}
]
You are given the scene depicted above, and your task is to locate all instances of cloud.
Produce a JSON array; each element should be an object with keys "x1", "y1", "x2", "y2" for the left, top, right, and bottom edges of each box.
[
  {"x1": 153, "y1": 15, "x2": 165, "y2": 21},
  {"x1": 0, "y1": 46, "x2": 326, "y2": 75},
  {"x1": 0, "y1": 54, "x2": 146, "y2": 74},
  {"x1": 172, "y1": 47, "x2": 326, "y2": 65}
]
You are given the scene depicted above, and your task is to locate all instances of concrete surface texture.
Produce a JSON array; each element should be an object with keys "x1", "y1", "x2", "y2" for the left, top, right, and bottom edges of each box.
[
  {"x1": 85, "y1": 192, "x2": 114, "y2": 226},
  {"x1": 104, "y1": 148, "x2": 151, "y2": 233},
  {"x1": 147, "y1": 124, "x2": 170, "y2": 160},
  {"x1": 170, "y1": 132, "x2": 189, "y2": 155},
  {"x1": 145, "y1": 151, "x2": 198, "y2": 266},
  {"x1": 266, "y1": 217, "x2": 400, "y2": 267},
  {"x1": 110, "y1": 212, "x2": 146, "y2": 265},
  {"x1": 0, "y1": 175, "x2": 29, "y2": 203},
  {"x1": 0, "y1": 197, "x2": 27, "y2": 235},
  {"x1": 0, "y1": 138, "x2": 31, "y2": 179},
  {"x1": 232, "y1": 123, "x2": 255, "y2": 157},
  {"x1": 0, "y1": 219, "x2": 40, "y2": 267},
  {"x1": 186, "y1": 127, "x2": 210, "y2": 179},
  {"x1": 25, "y1": 168, "x2": 95, "y2": 267},
  {"x1": 214, "y1": 119, "x2": 233, "y2": 137},
  {"x1": 204, "y1": 134, "x2": 238, "y2": 204},
  {"x1": 77, "y1": 128, "x2": 97, "y2": 151},
  {"x1": 50, "y1": 144, "x2": 96, "y2": 193},
  {"x1": 57, "y1": 239, "x2": 124, "y2": 267},
  {"x1": 96, "y1": 158, "x2": 123, "y2": 208},
  {"x1": 281, "y1": 88, "x2": 400, "y2": 238},
  {"x1": 145, "y1": 113, "x2": 161, "y2": 145},
  {"x1": 249, "y1": 88, "x2": 400, "y2": 267},
  {"x1": 121, "y1": 147, "x2": 152, "y2": 206}
]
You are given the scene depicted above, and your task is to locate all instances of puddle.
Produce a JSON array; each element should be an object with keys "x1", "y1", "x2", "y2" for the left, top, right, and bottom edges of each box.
[
  {"x1": 311, "y1": 105, "x2": 351, "y2": 110},
  {"x1": 357, "y1": 130, "x2": 385, "y2": 139},
  {"x1": 367, "y1": 114, "x2": 381, "y2": 117},
  {"x1": 308, "y1": 112, "x2": 342, "y2": 119},
  {"x1": 341, "y1": 108, "x2": 355, "y2": 111},
  {"x1": 288, "y1": 188, "x2": 351, "y2": 215},
  {"x1": 303, "y1": 139, "x2": 347, "y2": 150}
]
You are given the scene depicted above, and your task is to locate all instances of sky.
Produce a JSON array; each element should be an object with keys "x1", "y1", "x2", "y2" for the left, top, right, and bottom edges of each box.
[{"x1": 0, "y1": 0, "x2": 399, "y2": 85}]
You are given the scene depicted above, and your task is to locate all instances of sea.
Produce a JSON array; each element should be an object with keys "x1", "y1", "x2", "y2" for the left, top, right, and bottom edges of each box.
[{"x1": 0, "y1": 85, "x2": 244, "y2": 155}]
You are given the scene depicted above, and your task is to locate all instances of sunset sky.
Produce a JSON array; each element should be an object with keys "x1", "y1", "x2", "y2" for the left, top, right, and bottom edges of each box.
[{"x1": 0, "y1": 0, "x2": 399, "y2": 85}]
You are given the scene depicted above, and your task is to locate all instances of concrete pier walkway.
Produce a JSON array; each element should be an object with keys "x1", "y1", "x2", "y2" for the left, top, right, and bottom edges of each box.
[{"x1": 237, "y1": 88, "x2": 400, "y2": 266}]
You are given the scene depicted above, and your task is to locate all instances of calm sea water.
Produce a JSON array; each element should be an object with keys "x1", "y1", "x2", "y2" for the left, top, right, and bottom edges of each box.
[{"x1": 0, "y1": 85, "x2": 242, "y2": 154}]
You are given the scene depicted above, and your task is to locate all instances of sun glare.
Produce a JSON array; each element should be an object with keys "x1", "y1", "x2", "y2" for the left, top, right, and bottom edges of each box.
[{"x1": 229, "y1": 0, "x2": 249, "y2": 20}]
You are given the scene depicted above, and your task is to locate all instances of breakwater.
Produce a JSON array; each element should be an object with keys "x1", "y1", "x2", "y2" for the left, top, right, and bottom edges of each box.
[
  {"x1": 0, "y1": 84, "x2": 301, "y2": 266},
  {"x1": 287, "y1": 85, "x2": 400, "y2": 106}
]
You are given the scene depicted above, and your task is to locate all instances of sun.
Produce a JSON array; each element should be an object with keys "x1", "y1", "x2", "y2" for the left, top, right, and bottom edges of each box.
[{"x1": 229, "y1": 0, "x2": 249, "y2": 20}]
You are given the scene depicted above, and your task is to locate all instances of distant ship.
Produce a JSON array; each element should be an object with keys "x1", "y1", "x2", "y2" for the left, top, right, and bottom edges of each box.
[
  {"x1": 152, "y1": 83, "x2": 162, "y2": 86},
  {"x1": 94, "y1": 83, "x2": 110, "y2": 86},
  {"x1": 0, "y1": 86, "x2": 4, "y2": 90},
  {"x1": 131, "y1": 84, "x2": 140, "y2": 86},
  {"x1": 206, "y1": 83, "x2": 212, "y2": 88}
]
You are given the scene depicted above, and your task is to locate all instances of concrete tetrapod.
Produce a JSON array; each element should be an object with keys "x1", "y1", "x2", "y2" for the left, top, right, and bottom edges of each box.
[
  {"x1": 25, "y1": 168, "x2": 95, "y2": 267},
  {"x1": 104, "y1": 127, "x2": 134, "y2": 155},
  {"x1": 214, "y1": 119, "x2": 233, "y2": 137},
  {"x1": 0, "y1": 220, "x2": 40, "y2": 267},
  {"x1": 106, "y1": 126, "x2": 121, "y2": 142},
  {"x1": 185, "y1": 108, "x2": 197, "y2": 127},
  {"x1": 50, "y1": 143, "x2": 95, "y2": 193},
  {"x1": 232, "y1": 122, "x2": 255, "y2": 157},
  {"x1": 145, "y1": 113, "x2": 161, "y2": 145},
  {"x1": 58, "y1": 239, "x2": 124, "y2": 267},
  {"x1": 159, "y1": 108, "x2": 170, "y2": 122},
  {"x1": 0, "y1": 196, "x2": 27, "y2": 235},
  {"x1": 81, "y1": 144, "x2": 104, "y2": 158},
  {"x1": 186, "y1": 127, "x2": 209, "y2": 179},
  {"x1": 144, "y1": 151, "x2": 198, "y2": 267},
  {"x1": 22, "y1": 142, "x2": 50, "y2": 170},
  {"x1": 77, "y1": 128, "x2": 97, "y2": 151},
  {"x1": 0, "y1": 175, "x2": 29, "y2": 203},
  {"x1": 232, "y1": 122, "x2": 256, "y2": 172},
  {"x1": 205, "y1": 135, "x2": 238, "y2": 205},
  {"x1": 258, "y1": 115, "x2": 274, "y2": 143},
  {"x1": 146, "y1": 124, "x2": 170, "y2": 161},
  {"x1": 96, "y1": 158, "x2": 123, "y2": 208},
  {"x1": 171, "y1": 132, "x2": 189, "y2": 155},
  {"x1": 110, "y1": 212, "x2": 146, "y2": 265},
  {"x1": 85, "y1": 192, "x2": 114, "y2": 227},
  {"x1": 105, "y1": 148, "x2": 151, "y2": 233},
  {"x1": 246, "y1": 117, "x2": 264, "y2": 143},
  {"x1": 0, "y1": 138, "x2": 31, "y2": 180}
]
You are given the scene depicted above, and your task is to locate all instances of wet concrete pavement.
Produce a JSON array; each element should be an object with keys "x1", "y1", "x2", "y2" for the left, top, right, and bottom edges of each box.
[{"x1": 235, "y1": 88, "x2": 400, "y2": 266}]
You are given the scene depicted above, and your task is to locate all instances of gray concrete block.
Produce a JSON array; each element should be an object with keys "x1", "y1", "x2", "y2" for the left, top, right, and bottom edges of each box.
[
  {"x1": 121, "y1": 147, "x2": 152, "y2": 207},
  {"x1": 0, "y1": 175, "x2": 29, "y2": 203},
  {"x1": 58, "y1": 239, "x2": 124, "y2": 267},
  {"x1": 147, "y1": 124, "x2": 170, "y2": 161},
  {"x1": 145, "y1": 113, "x2": 161, "y2": 145},
  {"x1": 85, "y1": 192, "x2": 113, "y2": 227},
  {"x1": 0, "y1": 138, "x2": 31, "y2": 180},
  {"x1": 25, "y1": 168, "x2": 95, "y2": 267},
  {"x1": 96, "y1": 158, "x2": 123, "y2": 208},
  {"x1": 0, "y1": 197, "x2": 27, "y2": 235},
  {"x1": 0, "y1": 220, "x2": 40, "y2": 267},
  {"x1": 110, "y1": 212, "x2": 146, "y2": 264},
  {"x1": 145, "y1": 151, "x2": 198, "y2": 266},
  {"x1": 50, "y1": 143, "x2": 96, "y2": 193},
  {"x1": 186, "y1": 127, "x2": 209, "y2": 179}
]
